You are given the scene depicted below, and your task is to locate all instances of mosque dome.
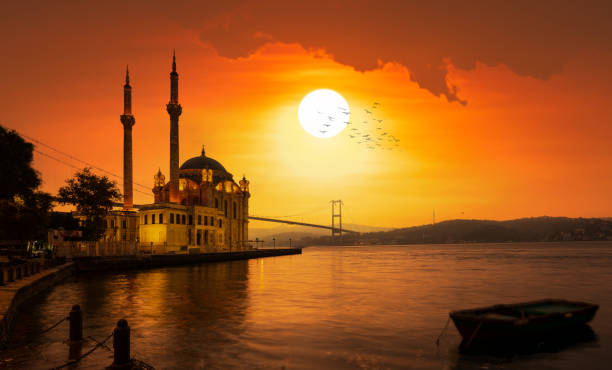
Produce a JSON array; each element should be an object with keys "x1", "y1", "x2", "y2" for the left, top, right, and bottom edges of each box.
[
  {"x1": 179, "y1": 146, "x2": 233, "y2": 183},
  {"x1": 180, "y1": 147, "x2": 228, "y2": 172}
]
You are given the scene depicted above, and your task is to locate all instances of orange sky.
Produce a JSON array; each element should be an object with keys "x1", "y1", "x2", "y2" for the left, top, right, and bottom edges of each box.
[{"x1": 2, "y1": 1, "x2": 611, "y2": 228}]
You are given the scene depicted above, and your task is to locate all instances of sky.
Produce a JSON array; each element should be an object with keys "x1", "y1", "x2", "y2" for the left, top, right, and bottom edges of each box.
[{"x1": 1, "y1": 1, "x2": 611, "y2": 228}]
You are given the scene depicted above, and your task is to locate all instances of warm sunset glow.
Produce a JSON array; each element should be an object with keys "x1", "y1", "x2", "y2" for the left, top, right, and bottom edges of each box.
[
  {"x1": 297, "y1": 89, "x2": 350, "y2": 138},
  {"x1": 2, "y1": 2, "x2": 611, "y2": 229}
]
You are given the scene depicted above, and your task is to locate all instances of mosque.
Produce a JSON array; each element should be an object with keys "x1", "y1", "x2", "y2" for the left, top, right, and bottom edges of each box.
[{"x1": 105, "y1": 53, "x2": 251, "y2": 253}]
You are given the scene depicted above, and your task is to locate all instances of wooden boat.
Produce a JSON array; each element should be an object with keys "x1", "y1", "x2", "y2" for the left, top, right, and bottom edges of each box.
[{"x1": 450, "y1": 299, "x2": 598, "y2": 344}]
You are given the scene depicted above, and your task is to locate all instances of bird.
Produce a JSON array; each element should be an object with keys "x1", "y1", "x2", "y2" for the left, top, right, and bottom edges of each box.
[
  {"x1": 362, "y1": 120, "x2": 368, "y2": 124},
  {"x1": 364, "y1": 109, "x2": 372, "y2": 114},
  {"x1": 349, "y1": 135, "x2": 355, "y2": 138},
  {"x1": 373, "y1": 102, "x2": 380, "y2": 107},
  {"x1": 351, "y1": 128, "x2": 357, "y2": 131},
  {"x1": 381, "y1": 133, "x2": 387, "y2": 136},
  {"x1": 320, "y1": 130, "x2": 327, "y2": 134},
  {"x1": 328, "y1": 116, "x2": 335, "y2": 121},
  {"x1": 345, "y1": 121, "x2": 352, "y2": 124},
  {"x1": 376, "y1": 119, "x2": 383, "y2": 123},
  {"x1": 323, "y1": 123, "x2": 331, "y2": 127},
  {"x1": 376, "y1": 127, "x2": 381, "y2": 130},
  {"x1": 341, "y1": 111, "x2": 350, "y2": 115}
]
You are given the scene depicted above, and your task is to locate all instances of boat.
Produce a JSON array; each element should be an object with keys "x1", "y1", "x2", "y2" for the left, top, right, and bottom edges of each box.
[{"x1": 450, "y1": 299, "x2": 599, "y2": 345}]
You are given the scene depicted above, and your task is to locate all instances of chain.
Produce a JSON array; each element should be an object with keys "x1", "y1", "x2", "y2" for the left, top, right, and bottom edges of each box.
[{"x1": 49, "y1": 332, "x2": 113, "y2": 370}]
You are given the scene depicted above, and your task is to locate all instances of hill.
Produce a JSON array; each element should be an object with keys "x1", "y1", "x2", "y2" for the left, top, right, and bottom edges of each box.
[{"x1": 296, "y1": 217, "x2": 612, "y2": 246}]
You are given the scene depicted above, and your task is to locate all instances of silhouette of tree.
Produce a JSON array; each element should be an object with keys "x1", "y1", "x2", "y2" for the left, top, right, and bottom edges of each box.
[
  {"x1": 57, "y1": 168, "x2": 121, "y2": 240},
  {"x1": 0, "y1": 126, "x2": 52, "y2": 242}
]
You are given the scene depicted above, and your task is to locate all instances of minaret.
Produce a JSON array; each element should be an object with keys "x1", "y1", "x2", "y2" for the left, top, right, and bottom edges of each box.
[
  {"x1": 166, "y1": 50, "x2": 182, "y2": 203},
  {"x1": 120, "y1": 66, "x2": 135, "y2": 210}
]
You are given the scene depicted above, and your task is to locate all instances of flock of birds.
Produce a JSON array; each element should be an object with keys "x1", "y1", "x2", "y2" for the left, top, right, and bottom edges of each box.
[{"x1": 344, "y1": 102, "x2": 401, "y2": 151}]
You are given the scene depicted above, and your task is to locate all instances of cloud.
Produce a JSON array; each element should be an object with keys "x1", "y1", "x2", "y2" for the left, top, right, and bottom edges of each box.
[{"x1": 173, "y1": 0, "x2": 611, "y2": 105}]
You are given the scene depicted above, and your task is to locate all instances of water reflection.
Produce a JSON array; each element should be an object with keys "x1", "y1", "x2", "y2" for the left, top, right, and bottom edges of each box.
[{"x1": 3, "y1": 243, "x2": 612, "y2": 369}]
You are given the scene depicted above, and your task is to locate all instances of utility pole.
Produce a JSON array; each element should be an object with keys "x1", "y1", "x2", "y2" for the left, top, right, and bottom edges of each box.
[{"x1": 331, "y1": 200, "x2": 343, "y2": 244}]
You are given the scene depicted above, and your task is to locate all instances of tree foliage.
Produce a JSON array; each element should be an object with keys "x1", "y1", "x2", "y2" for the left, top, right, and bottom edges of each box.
[
  {"x1": 57, "y1": 168, "x2": 121, "y2": 240},
  {"x1": 0, "y1": 126, "x2": 52, "y2": 241}
]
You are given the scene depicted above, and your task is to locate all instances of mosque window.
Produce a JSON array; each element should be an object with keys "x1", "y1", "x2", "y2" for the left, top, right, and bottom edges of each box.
[
  {"x1": 122, "y1": 220, "x2": 127, "y2": 229},
  {"x1": 211, "y1": 217, "x2": 214, "y2": 226},
  {"x1": 215, "y1": 198, "x2": 219, "y2": 208},
  {"x1": 189, "y1": 215, "x2": 193, "y2": 225},
  {"x1": 204, "y1": 216, "x2": 208, "y2": 226},
  {"x1": 233, "y1": 202, "x2": 237, "y2": 219},
  {"x1": 159, "y1": 213, "x2": 164, "y2": 224},
  {"x1": 152, "y1": 214, "x2": 156, "y2": 224},
  {"x1": 144, "y1": 215, "x2": 148, "y2": 225},
  {"x1": 170, "y1": 213, "x2": 174, "y2": 224},
  {"x1": 219, "y1": 219, "x2": 222, "y2": 228},
  {"x1": 111, "y1": 220, "x2": 115, "y2": 228},
  {"x1": 182, "y1": 215, "x2": 186, "y2": 224},
  {"x1": 198, "y1": 215, "x2": 202, "y2": 225},
  {"x1": 224, "y1": 200, "x2": 228, "y2": 217},
  {"x1": 204, "y1": 230, "x2": 209, "y2": 244}
]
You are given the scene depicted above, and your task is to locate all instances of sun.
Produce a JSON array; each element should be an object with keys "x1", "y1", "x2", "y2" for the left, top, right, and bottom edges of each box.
[{"x1": 298, "y1": 89, "x2": 350, "y2": 138}]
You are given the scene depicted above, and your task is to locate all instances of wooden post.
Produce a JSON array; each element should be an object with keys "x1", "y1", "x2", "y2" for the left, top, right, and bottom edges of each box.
[
  {"x1": 113, "y1": 319, "x2": 130, "y2": 366},
  {"x1": 69, "y1": 304, "x2": 83, "y2": 341}
]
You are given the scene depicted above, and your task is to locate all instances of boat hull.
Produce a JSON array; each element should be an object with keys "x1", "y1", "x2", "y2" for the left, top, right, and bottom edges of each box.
[{"x1": 450, "y1": 299, "x2": 598, "y2": 343}]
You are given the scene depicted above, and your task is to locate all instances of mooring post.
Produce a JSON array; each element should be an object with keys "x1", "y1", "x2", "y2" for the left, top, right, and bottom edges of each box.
[
  {"x1": 69, "y1": 304, "x2": 83, "y2": 341},
  {"x1": 113, "y1": 319, "x2": 130, "y2": 366}
]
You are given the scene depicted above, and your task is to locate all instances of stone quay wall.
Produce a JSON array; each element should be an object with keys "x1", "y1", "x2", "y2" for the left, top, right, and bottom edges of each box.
[
  {"x1": 73, "y1": 248, "x2": 302, "y2": 272},
  {"x1": 0, "y1": 262, "x2": 76, "y2": 349}
]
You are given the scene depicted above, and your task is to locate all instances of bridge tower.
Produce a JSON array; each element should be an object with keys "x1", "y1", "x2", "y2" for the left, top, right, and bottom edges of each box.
[{"x1": 331, "y1": 200, "x2": 343, "y2": 242}]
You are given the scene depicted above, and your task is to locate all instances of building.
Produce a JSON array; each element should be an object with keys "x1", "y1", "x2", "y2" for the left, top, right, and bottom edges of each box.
[{"x1": 106, "y1": 52, "x2": 251, "y2": 254}]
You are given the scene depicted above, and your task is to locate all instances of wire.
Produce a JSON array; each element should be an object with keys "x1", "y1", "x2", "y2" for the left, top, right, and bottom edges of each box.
[
  {"x1": 35, "y1": 149, "x2": 153, "y2": 198},
  {"x1": 2, "y1": 124, "x2": 151, "y2": 191}
]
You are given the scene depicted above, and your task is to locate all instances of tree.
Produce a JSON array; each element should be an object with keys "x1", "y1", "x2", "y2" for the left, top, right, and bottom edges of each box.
[
  {"x1": 57, "y1": 168, "x2": 121, "y2": 240},
  {"x1": 0, "y1": 126, "x2": 52, "y2": 241}
]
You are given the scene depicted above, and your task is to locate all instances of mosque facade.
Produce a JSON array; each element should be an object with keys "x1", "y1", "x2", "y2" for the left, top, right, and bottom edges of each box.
[{"x1": 106, "y1": 53, "x2": 251, "y2": 253}]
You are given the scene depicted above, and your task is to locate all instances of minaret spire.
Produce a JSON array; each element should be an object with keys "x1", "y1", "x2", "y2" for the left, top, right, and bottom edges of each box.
[
  {"x1": 167, "y1": 50, "x2": 182, "y2": 203},
  {"x1": 172, "y1": 49, "x2": 176, "y2": 73},
  {"x1": 120, "y1": 65, "x2": 136, "y2": 210}
]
